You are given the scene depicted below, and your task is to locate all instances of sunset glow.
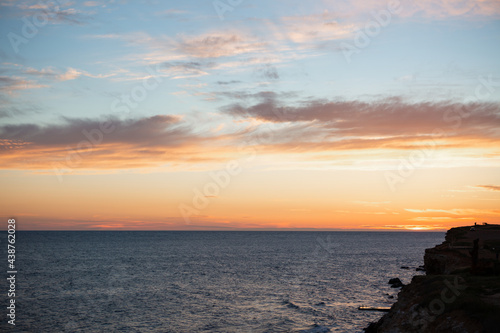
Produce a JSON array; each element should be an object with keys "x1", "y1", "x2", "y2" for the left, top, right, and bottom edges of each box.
[{"x1": 1, "y1": 0, "x2": 499, "y2": 230}]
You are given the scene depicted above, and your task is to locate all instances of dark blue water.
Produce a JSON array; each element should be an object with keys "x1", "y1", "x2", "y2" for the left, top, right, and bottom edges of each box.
[{"x1": 1, "y1": 231, "x2": 444, "y2": 332}]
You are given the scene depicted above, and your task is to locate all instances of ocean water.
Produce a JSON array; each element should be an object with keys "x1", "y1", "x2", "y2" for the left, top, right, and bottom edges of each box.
[{"x1": 1, "y1": 231, "x2": 444, "y2": 332}]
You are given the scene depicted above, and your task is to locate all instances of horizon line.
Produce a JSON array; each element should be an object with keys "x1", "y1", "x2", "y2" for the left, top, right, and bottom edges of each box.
[{"x1": 2, "y1": 228, "x2": 448, "y2": 232}]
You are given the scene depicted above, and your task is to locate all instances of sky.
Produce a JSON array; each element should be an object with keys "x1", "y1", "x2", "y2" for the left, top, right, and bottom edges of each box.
[{"x1": 0, "y1": 0, "x2": 499, "y2": 231}]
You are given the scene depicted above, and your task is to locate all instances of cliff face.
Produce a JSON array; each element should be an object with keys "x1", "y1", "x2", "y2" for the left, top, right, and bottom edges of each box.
[
  {"x1": 365, "y1": 225, "x2": 500, "y2": 333},
  {"x1": 424, "y1": 225, "x2": 500, "y2": 276},
  {"x1": 424, "y1": 247, "x2": 469, "y2": 275}
]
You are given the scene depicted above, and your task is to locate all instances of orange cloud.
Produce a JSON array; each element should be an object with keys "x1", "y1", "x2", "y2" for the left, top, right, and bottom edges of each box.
[
  {"x1": 475, "y1": 185, "x2": 500, "y2": 191},
  {"x1": 2, "y1": 98, "x2": 499, "y2": 172}
]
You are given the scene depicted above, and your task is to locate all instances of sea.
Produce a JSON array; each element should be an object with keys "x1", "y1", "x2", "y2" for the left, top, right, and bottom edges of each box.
[{"x1": 1, "y1": 231, "x2": 444, "y2": 332}]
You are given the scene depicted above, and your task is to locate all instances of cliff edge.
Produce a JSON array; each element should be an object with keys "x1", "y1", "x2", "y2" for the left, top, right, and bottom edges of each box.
[{"x1": 365, "y1": 224, "x2": 500, "y2": 333}]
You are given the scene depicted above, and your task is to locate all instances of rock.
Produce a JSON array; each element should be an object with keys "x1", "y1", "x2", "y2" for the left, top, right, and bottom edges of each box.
[
  {"x1": 388, "y1": 278, "x2": 404, "y2": 288},
  {"x1": 416, "y1": 266, "x2": 425, "y2": 272},
  {"x1": 400, "y1": 266, "x2": 410, "y2": 269}
]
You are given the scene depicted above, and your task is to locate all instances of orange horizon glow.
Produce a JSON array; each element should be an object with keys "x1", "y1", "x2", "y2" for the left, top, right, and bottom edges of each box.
[
  {"x1": 1, "y1": 2, "x2": 500, "y2": 231},
  {"x1": 2, "y1": 165, "x2": 499, "y2": 231}
]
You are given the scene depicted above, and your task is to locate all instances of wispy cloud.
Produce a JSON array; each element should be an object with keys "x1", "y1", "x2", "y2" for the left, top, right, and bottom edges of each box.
[
  {"x1": 15, "y1": 2, "x2": 91, "y2": 25},
  {"x1": 0, "y1": 115, "x2": 238, "y2": 170},
  {"x1": 475, "y1": 185, "x2": 500, "y2": 191},
  {"x1": 0, "y1": 64, "x2": 116, "y2": 94},
  {"x1": 0, "y1": 115, "x2": 188, "y2": 147},
  {"x1": 319, "y1": 0, "x2": 500, "y2": 20},
  {"x1": 405, "y1": 208, "x2": 500, "y2": 216},
  {"x1": 173, "y1": 33, "x2": 267, "y2": 59},
  {"x1": 23, "y1": 67, "x2": 83, "y2": 81},
  {"x1": 401, "y1": 0, "x2": 500, "y2": 19},
  {"x1": 87, "y1": 31, "x2": 267, "y2": 60},
  {"x1": 222, "y1": 96, "x2": 500, "y2": 151},
  {"x1": 268, "y1": 10, "x2": 356, "y2": 45},
  {"x1": 83, "y1": 1, "x2": 102, "y2": 7},
  {"x1": 4, "y1": 95, "x2": 496, "y2": 170},
  {"x1": 0, "y1": 75, "x2": 47, "y2": 93}
]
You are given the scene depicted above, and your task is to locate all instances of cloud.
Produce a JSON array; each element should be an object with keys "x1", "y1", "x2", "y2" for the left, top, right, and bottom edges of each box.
[
  {"x1": 0, "y1": 75, "x2": 47, "y2": 93},
  {"x1": 23, "y1": 67, "x2": 58, "y2": 77},
  {"x1": 0, "y1": 115, "x2": 188, "y2": 146},
  {"x1": 223, "y1": 97, "x2": 500, "y2": 138},
  {"x1": 23, "y1": 67, "x2": 84, "y2": 81},
  {"x1": 57, "y1": 68, "x2": 83, "y2": 81},
  {"x1": 475, "y1": 185, "x2": 500, "y2": 191},
  {"x1": 92, "y1": 31, "x2": 267, "y2": 59},
  {"x1": 85, "y1": 30, "x2": 273, "y2": 81},
  {"x1": 217, "y1": 90, "x2": 296, "y2": 101},
  {"x1": 0, "y1": 138, "x2": 30, "y2": 150},
  {"x1": 0, "y1": 104, "x2": 42, "y2": 119},
  {"x1": 0, "y1": 64, "x2": 116, "y2": 88},
  {"x1": 405, "y1": 208, "x2": 500, "y2": 216},
  {"x1": 270, "y1": 10, "x2": 356, "y2": 44},
  {"x1": 215, "y1": 96, "x2": 500, "y2": 166},
  {"x1": 0, "y1": 63, "x2": 117, "y2": 99},
  {"x1": 83, "y1": 1, "x2": 102, "y2": 7},
  {"x1": 0, "y1": 115, "x2": 228, "y2": 170},
  {"x1": 216, "y1": 80, "x2": 242, "y2": 85},
  {"x1": 405, "y1": 208, "x2": 463, "y2": 215},
  {"x1": 319, "y1": 0, "x2": 500, "y2": 20},
  {"x1": 259, "y1": 64, "x2": 279, "y2": 80},
  {"x1": 162, "y1": 61, "x2": 213, "y2": 79},
  {"x1": 402, "y1": 0, "x2": 500, "y2": 19},
  {"x1": 2, "y1": 96, "x2": 500, "y2": 171},
  {"x1": 175, "y1": 33, "x2": 267, "y2": 59},
  {"x1": 258, "y1": 0, "x2": 500, "y2": 54},
  {"x1": 408, "y1": 217, "x2": 474, "y2": 222},
  {"x1": 17, "y1": 3, "x2": 89, "y2": 25}
]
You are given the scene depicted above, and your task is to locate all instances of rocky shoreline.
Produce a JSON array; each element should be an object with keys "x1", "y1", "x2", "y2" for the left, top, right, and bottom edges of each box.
[{"x1": 365, "y1": 224, "x2": 500, "y2": 333}]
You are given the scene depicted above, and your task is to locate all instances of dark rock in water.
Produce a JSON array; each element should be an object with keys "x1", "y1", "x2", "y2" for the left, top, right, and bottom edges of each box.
[
  {"x1": 315, "y1": 301, "x2": 326, "y2": 306},
  {"x1": 416, "y1": 266, "x2": 425, "y2": 272},
  {"x1": 400, "y1": 266, "x2": 409, "y2": 269},
  {"x1": 388, "y1": 278, "x2": 404, "y2": 288},
  {"x1": 388, "y1": 295, "x2": 394, "y2": 299},
  {"x1": 388, "y1": 278, "x2": 401, "y2": 284}
]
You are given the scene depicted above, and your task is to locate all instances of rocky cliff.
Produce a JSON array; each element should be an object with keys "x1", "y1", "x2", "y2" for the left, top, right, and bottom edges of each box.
[{"x1": 365, "y1": 224, "x2": 500, "y2": 333}]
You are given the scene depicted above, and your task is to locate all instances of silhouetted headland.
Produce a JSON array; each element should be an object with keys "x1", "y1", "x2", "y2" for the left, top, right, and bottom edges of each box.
[{"x1": 365, "y1": 224, "x2": 500, "y2": 333}]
